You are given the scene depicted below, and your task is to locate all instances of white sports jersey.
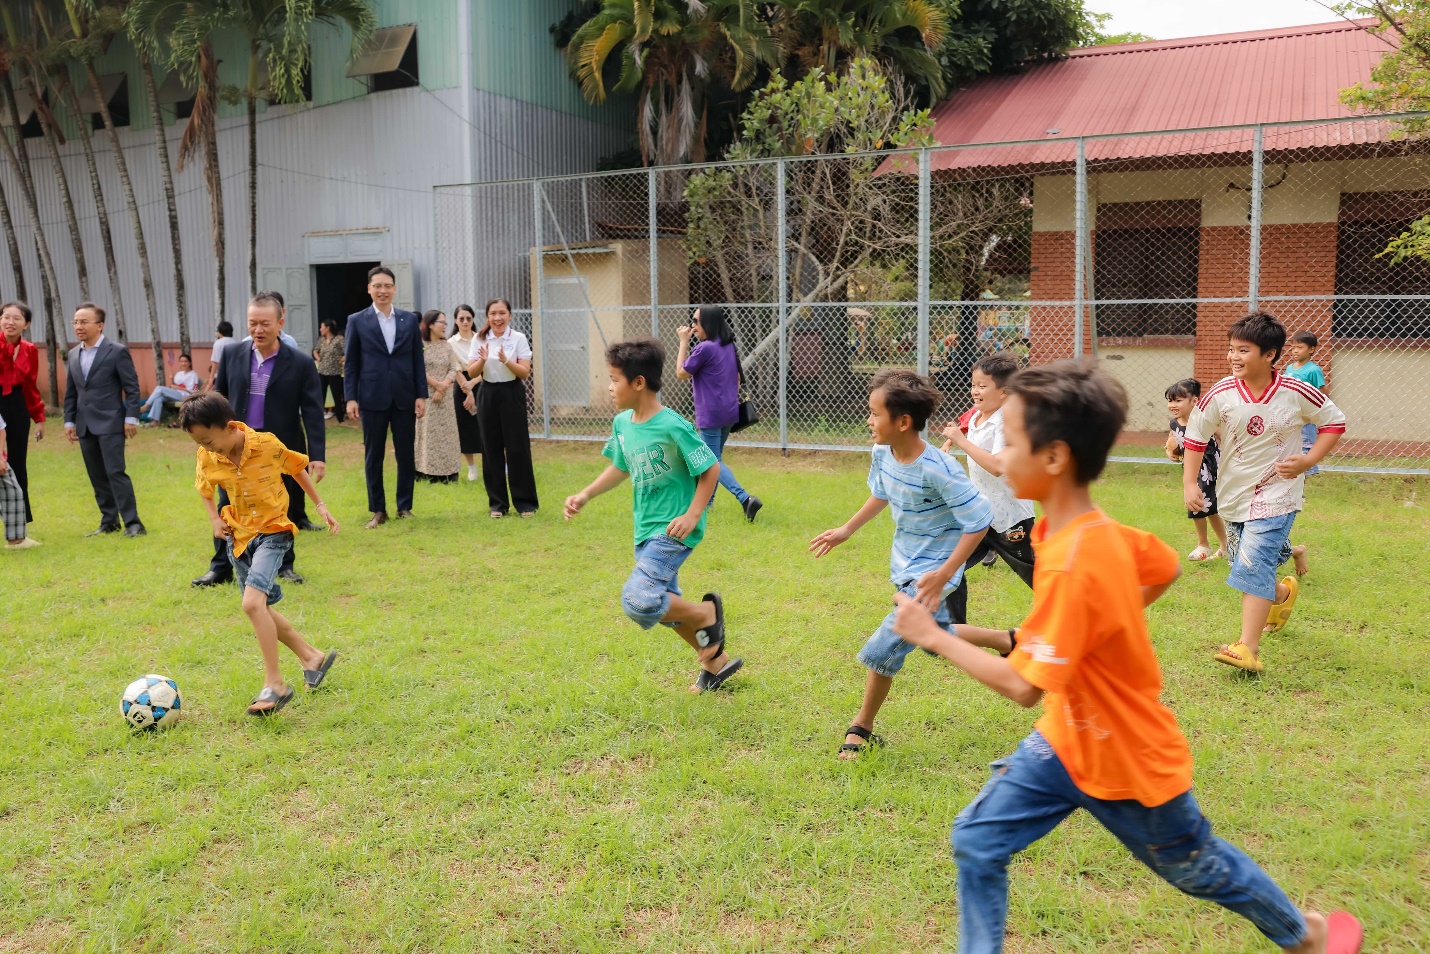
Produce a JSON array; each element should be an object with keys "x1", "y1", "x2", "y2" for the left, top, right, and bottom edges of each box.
[
  {"x1": 965, "y1": 407, "x2": 1036, "y2": 532},
  {"x1": 1185, "y1": 372, "x2": 1345, "y2": 523}
]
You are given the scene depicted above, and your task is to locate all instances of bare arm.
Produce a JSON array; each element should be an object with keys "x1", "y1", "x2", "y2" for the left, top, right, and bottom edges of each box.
[
  {"x1": 808, "y1": 495, "x2": 888, "y2": 557},
  {"x1": 1181, "y1": 447, "x2": 1208, "y2": 512},
  {"x1": 944, "y1": 426, "x2": 1005, "y2": 476},
  {"x1": 666, "y1": 464, "x2": 720, "y2": 540},
  {"x1": 914, "y1": 526, "x2": 990, "y2": 610},
  {"x1": 1275, "y1": 429, "x2": 1342, "y2": 478},
  {"x1": 675, "y1": 328, "x2": 694, "y2": 380},
  {"x1": 563, "y1": 465, "x2": 629, "y2": 519},
  {"x1": 1142, "y1": 565, "x2": 1181, "y2": 608},
  {"x1": 291, "y1": 469, "x2": 338, "y2": 534},
  {"x1": 201, "y1": 493, "x2": 230, "y2": 540}
]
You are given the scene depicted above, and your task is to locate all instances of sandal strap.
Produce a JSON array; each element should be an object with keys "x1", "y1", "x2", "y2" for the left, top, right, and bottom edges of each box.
[
  {"x1": 845, "y1": 724, "x2": 873, "y2": 741},
  {"x1": 250, "y1": 687, "x2": 279, "y2": 704}
]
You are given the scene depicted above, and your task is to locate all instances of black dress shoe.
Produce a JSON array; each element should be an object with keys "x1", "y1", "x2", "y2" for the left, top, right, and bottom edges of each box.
[
  {"x1": 192, "y1": 570, "x2": 233, "y2": 587},
  {"x1": 86, "y1": 525, "x2": 121, "y2": 537},
  {"x1": 276, "y1": 567, "x2": 305, "y2": 584},
  {"x1": 294, "y1": 519, "x2": 323, "y2": 532},
  {"x1": 124, "y1": 524, "x2": 147, "y2": 537}
]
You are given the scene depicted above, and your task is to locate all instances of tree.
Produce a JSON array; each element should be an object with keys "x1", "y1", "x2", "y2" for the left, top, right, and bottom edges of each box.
[
  {"x1": 1077, "y1": 11, "x2": 1153, "y2": 47},
  {"x1": 216, "y1": 0, "x2": 373, "y2": 297},
  {"x1": 1340, "y1": 1, "x2": 1430, "y2": 263},
  {"x1": 565, "y1": 0, "x2": 779, "y2": 165},
  {"x1": 773, "y1": 0, "x2": 949, "y2": 96},
  {"x1": 0, "y1": 147, "x2": 27, "y2": 310},
  {"x1": 137, "y1": 50, "x2": 190, "y2": 357},
  {"x1": 922, "y1": 0, "x2": 1101, "y2": 101}
]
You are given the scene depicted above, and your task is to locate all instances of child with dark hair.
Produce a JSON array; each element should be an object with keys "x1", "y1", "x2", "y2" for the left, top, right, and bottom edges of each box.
[
  {"x1": 1183, "y1": 313, "x2": 1345, "y2": 672},
  {"x1": 939, "y1": 352, "x2": 1036, "y2": 621},
  {"x1": 892, "y1": 361, "x2": 1362, "y2": 954},
  {"x1": 1165, "y1": 378, "x2": 1228, "y2": 561},
  {"x1": 180, "y1": 391, "x2": 340, "y2": 716},
  {"x1": 810, "y1": 369, "x2": 995, "y2": 759},
  {"x1": 1284, "y1": 331, "x2": 1326, "y2": 475},
  {"x1": 563, "y1": 338, "x2": 743, "y2": 693}
]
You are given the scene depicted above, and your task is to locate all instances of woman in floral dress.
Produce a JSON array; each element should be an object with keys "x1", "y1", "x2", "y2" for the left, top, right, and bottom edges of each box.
[{"x1": 414, "y1": 310, "x2": 465, "y2": 483}]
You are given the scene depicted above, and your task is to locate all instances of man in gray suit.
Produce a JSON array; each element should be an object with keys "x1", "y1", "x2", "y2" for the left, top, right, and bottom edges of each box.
[{"x1": 63, "y1": 302, "x2": 146, "y2": 537}]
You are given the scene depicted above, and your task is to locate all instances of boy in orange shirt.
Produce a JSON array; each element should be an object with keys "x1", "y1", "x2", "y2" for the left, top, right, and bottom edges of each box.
[
  {"x1": 892, "y1": 363, "x2": 1361, "y2": 954},
  {"x1": 180, "y1": 392, "x2": 340, "y2": 716}
]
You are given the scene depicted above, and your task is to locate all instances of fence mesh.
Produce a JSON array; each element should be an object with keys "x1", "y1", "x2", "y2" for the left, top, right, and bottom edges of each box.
[{"x1": 434, "y1": 115, "x2": 1430, "y2": 474}]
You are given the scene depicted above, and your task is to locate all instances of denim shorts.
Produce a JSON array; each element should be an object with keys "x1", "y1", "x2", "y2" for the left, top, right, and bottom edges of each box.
[
  {"x1": 1300, "y1": 422, "x2": 1320, "y2": 476},
  {"x1": 857, "y1": 579, "x2": 955, "y2": 677},
  {"x1": 1225, "y1": 513, "x2": 1296, "y2": 601},
  {"x1": 228, "y1": 531, "x2": 293, "y2": 606},
  {"x1": 621, "y1": 533, "x2": 693, "y2": 629}
]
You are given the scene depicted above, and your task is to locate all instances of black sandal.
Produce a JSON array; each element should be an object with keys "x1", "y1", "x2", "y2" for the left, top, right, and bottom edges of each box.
[
  {"x1": 838, "y1": 724, "x2": 884, "y2": 757},
  {"x1": 696, "y1": 592, "x2": 725, "y2": 656},
  {"x1": 694, "y1": 657, "x2": 743, "y2": 692},
  {"x1": 246, "y1": 686, "x2": 295, "y2": 717},
  {"x1": 303, "y1": 650, "x2": 339, "y2": 689}
]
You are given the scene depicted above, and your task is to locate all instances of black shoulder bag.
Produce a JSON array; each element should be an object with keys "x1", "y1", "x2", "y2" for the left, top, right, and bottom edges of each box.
[{"x1": 730, "y1": 341, "x2": 760, "y2": 433}]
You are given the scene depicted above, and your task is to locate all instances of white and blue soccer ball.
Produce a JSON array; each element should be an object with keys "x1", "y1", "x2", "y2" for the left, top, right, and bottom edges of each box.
[{"x1": 120, "y1": 674, "x2": 182, "y2": 731}]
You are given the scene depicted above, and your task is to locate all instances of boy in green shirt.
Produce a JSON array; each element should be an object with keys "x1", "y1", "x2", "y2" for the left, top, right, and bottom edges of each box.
[{"x1": 564, "y1": 339, "x2": 744, "y2": 693}]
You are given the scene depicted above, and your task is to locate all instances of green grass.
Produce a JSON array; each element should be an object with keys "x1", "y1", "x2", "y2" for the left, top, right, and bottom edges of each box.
[{"x1": 2, "y1": 428, "x2": 1428, "y2": 952}]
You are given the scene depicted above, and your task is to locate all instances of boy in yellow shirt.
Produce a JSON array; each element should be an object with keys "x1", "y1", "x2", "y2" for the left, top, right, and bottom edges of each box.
[
  {"x1": 893, "y1": 363, "x2": 1361, "y2": 954},
  {"x1": 179, "y1": 392, "x2": 340, "y2": 716}
]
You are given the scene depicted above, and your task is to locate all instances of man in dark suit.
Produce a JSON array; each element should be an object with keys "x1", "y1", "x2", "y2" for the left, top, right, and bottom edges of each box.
[
  {"x1": 192, "y1": 291, "x2": 327, "y2": 586},
  {"x1": 63, "y1": 302, "x2": 146, "y2": 537},
  {"x1": 344, "y1": 265, "x2": 427, "y2": 528}
]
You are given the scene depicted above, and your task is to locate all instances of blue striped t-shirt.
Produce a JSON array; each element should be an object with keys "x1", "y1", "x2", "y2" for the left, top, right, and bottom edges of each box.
[{"x1": 869, "y1": 442, "x2": 993, "y2": 593}]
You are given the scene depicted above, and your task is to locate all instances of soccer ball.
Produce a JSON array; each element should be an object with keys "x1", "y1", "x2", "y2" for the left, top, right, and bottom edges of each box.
[{"x1": 120, "y1": 674, "x2": 182, "y2": 731}]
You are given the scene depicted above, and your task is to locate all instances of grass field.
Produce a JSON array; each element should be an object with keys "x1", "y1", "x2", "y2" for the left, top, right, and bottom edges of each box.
[{"x1": 3, "y1": 426, "x2": 1428, "y2": 952}]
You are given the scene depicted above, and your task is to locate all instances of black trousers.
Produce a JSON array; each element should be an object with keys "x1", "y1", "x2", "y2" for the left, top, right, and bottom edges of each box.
[
  {"x1": 208, "y1": 483, "x2": 298, "y2": 575},
  {"x1": 454, "y1": 381, "x2": 483, "y2": 456},
  {"x1": 0, "y1": 387, "x2": 33, "y2": 522},
  {"x1": 945, "y1": 517, "x2": 1037, "y2": 625},
  {"x1": 320, "y1": 374, "x2": 346, "y2": 422},
  {"x1": 477, "y1": 380, "x2": 537, "y2": 514},
  {"x1": 361, "y1": 406, "x2": 417, "y2": 514},
  {"x1": 78, "y1": 431, "x2": 141, "y2": 529}
]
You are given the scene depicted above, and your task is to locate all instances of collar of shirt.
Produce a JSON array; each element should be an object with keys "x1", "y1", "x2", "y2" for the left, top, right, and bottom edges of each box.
[
  {"x1": 374, "y1": 304, "x2": 396, "y2": 321},
  {"x1": 82, "y1": 335, "x2": 106, "y2": 352},
  {"x1": 251, "y1": 345, "x2": 280, "y2": 367}
]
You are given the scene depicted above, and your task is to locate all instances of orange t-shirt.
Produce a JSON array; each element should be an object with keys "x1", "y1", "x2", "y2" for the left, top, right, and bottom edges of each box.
[{"x1": 1008, "y1": 510, "x2": 1192, "y2": 807}]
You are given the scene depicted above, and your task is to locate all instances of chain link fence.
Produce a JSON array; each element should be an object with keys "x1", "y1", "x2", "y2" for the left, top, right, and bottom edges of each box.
[{"x1": 434, "y1": 114, "x2": 1430, "y2": 474}]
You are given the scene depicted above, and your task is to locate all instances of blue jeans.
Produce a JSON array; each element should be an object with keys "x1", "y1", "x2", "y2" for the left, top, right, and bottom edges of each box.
[
  {"x1": 141, "y1": 386, "x2": 191, "y2": 422},
  {"x1": 1225, "y1": 512, "x2": 1296, "y2": 601},
  {"x1": 953, "y1": 732, "x2": 1307, "y2": 952},
  {"x1": 1300, "y1": 422, "x2": 1320, "y2": 475},
  {"x1": 857, "y1": 579, "x2": 956, "y2": 676},
  {"x1": 228, "y1": 531, "x2": 293, "y2": 606},
  {"x1": 697, "y1": 427, "x2": 749, "y2": 505},
  {"x1": 621, "y1": 534, "x2": 693, "y2": 629}
]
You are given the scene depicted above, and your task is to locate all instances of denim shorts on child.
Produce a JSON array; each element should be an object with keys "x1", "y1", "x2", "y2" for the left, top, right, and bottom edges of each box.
[
  {"x1": 857, "y1": 579, "x2": 955, "y2": 677},
  {"x1": 1300, "y1": 421, "x2": 1320, "y2": 476},
  {"x1": 622, "y1": 533, "x2": 692, "y2": 629},
  {"x1": 228, "y1": 531, "x2": 293, "y2": 606},
  {"x1": 1225, "y1": 513, "x2": 1296, "y2": 601}
]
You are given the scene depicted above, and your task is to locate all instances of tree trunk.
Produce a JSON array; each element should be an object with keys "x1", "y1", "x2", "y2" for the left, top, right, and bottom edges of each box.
[
  {"x1": 246, "y1": 48, "x2": 258, "y2": 298},
  {"x1": 1, "y1": 74, "x2": 64, "y2": 407},
  {"x1": 0, "y1": 167, "x2": 26, "y2": 306},
  {"x1": 206, "y1": 114, "x2": 226, "y2": 328},
  {"x1": 87, "y1": 62, "x2": 165, "y2": 385},
  {"x1": 25, "y1": 66, "x2": 90, "y2": 303},
  {"x1": 58, "y1": 78, "x2": 127, "y2": 344},
  {"x1": 140, "y1": 55, "x2": 190, "y2": 357}
]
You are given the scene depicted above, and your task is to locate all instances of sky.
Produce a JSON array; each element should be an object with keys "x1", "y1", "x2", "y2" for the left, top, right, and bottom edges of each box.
[{"x1": 1093, "y1": 0, "x2": 1347, "y2": 41}]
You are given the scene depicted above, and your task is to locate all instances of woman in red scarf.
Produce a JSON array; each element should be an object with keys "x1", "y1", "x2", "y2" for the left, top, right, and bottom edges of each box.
[{"x1": 0, "y1": 302, "x2": 45, "y2": 524}]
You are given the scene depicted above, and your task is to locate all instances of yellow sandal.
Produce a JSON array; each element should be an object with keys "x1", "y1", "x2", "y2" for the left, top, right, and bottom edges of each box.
[
  {"x1": 1264, "y1": 576, "x2": 1299, "y2": 633},
  {"x1": 1214, "y1": 642, "x2": 1264, "y2": 672}
]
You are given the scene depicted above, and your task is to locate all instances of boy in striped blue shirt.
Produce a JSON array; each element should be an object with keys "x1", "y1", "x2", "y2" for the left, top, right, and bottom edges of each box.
[{"x1": 811, "y1": 370, "x2": 997, "y2": 759}]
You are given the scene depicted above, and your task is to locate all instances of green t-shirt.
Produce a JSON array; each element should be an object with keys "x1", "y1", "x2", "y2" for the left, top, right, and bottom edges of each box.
[{"x1": 603, "y1": 407, "x2": 718, "y2": 549}]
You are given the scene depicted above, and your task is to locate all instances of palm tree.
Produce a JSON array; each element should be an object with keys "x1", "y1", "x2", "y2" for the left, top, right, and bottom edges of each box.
[
  {"x1": 221, "y1": 0, "x2": 374, "y2": 296},
  {"x1": 773, "y1": 0, "x2": 948, "y2": 97},
  {"x1": 138, "y1": 51, "x2": 190, "y2": 357},
  {"x1": 0, "y1": 163, "x2": 27, "y2": 308},
  {"x1": 129, "y1": 0, "x2": 226, "y2": 335},
  {"x1": 567, "y1": 0, "x2": 779, "y2": 165}
]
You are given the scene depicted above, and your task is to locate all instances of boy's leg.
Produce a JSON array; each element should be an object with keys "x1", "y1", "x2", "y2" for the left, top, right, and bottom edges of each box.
[
  {"x1": 234, "y1": 535, "x2": 292, "y2": 710},
  {"x1": 1082, "y1": 789, "x2": 1311, "y2": 950},
  {"x1": 987, "y1": 521, "x2": 1036, "y2": 589},
  {"x1": 242, "y1": 588, "x2": 287, "y2": 698},
  {"x1": 846, "y1": 583, "x2": 948, "y2": 754},
  {"x1": 842, "y1": 669, "x2": 894, "y2": 754},
  {"x1": 1223, "y1": 515, "x2": 1296, "y2": 660},
  {"x1": 269, "y1": 606, "x2": 328, "y2": 671},
  {"x1": 621, "y1": 535, "x2": 733, "y2": 684},
  {"x1": 952, "y1": 732, "x2": 1080, "y2": 953}
]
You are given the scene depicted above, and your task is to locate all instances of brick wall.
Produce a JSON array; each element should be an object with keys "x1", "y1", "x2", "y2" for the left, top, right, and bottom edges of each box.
[{"x1": 1028, "y1": 230, "x2": 1082, "y2": 363}]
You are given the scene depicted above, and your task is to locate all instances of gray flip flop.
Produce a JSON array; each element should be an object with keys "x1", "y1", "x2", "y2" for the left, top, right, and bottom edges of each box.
[
  {"x1": 246, "y1": 685, "x2": 295, "y2": 717},
  {"x1": 303, "y1": 650, "x2": 339, "y2": 689}
]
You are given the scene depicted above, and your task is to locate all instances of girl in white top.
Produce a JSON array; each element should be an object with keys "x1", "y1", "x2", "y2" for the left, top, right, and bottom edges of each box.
[
  {"x1": 447, "y1": 304, "x2": 484, "y2": 480},
  {"x1": 939, "y1": 352, "x2": 1037, "y2": 623},
  {"x1": 466, "y1": 299, "x2": 538, "y2": 517}
]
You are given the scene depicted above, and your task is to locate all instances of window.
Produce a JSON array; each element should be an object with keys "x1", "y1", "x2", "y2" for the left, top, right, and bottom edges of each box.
[
  {"x1": 347, "y1": 25, "x2": 418, "y2": 93},
  {"x1": 1334, "y1": 191, "x2": 1430, "y2": 339},
  {"x1": 1092, "y1": 200, "x2": 1200, "y2": 338},
  {"x1": 83, "y1": 74, "x2": 130, "y2": 131}
]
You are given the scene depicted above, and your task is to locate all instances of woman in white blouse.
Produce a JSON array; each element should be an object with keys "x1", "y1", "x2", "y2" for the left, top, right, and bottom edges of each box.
[
  {"x1": 466, "y1": 298, "x2": 538, "y2": 517},
  {"x1": 447, "y1": 304, "x2": 484, "y2": 481}
]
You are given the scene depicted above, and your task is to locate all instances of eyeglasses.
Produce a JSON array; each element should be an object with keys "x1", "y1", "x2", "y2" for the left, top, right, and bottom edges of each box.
[
  {"x1": 369, "y1": 283, "x2": 395, "y2": 290},
  {"x1": 73, "y1": 320, "x2": 98, "y2": 327}
]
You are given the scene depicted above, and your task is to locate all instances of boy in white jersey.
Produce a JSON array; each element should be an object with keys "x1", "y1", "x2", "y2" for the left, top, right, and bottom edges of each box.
[
  {"x1": 810, "y1": 370, "x2": 996, "y2": 759},
  {"x1": 1182, "y1": 313, "x2": 1345, "y2": 672}
]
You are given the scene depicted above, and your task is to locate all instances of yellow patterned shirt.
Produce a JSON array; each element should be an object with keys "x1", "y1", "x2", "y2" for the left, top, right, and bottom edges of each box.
[{"x1": 194, "y1": 421, "x2": 309, "y2": 557}]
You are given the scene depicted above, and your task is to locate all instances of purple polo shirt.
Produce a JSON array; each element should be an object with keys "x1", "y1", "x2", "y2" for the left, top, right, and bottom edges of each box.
[
  {"x1": 682, "y1": 339, "x2": 740, "y2": 429},
  {"x1": 247, "y1": 347, "x2": 279, "y2": 430}
]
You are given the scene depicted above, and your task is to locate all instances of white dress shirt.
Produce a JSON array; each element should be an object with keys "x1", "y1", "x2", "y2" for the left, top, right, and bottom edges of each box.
[
  {"x1": 374, "y1": 304, "x2": 398, "y2": 354},
  {"x1": 475, "y1": 328, "x2": 532, "y2": 383}
]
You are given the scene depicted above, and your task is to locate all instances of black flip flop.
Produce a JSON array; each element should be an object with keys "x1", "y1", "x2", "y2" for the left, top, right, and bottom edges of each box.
[
  {"x1": 303, "y1": 650, "x2": 339, "y2": 689},
  {"x1": 246, "y1": 685, "x2": 295, "y2": 717},
  {"x1": 696, "y1": 592, "x2": 725, "y2": 656},
  {"x1": 694, "y1": 656, "x2": 743, "y2": 692},
  {"x1": 838, "y1": 724, "x2": 885, "y2": 758}
]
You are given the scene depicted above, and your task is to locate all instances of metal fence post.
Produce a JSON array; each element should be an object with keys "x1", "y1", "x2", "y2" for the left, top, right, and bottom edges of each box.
[
  {"x1": 648, "y1": 167, "x2": 659, "y2": 337},
  {"x1": 916, "y1": 148, "x2": 931, "y2": 377},
  {"x1": 776, "y1": 159, "x2": 789, "y2": 452},
  {"x1": 1073, "y1": 137, "x2": 1087, "y2": 358},
  {"x1": 1248, "y1": 124, "x2": 1265, "y2": 310},
  {"x1": 533, "y1": 180, "x2": 550, "y2": 439}
]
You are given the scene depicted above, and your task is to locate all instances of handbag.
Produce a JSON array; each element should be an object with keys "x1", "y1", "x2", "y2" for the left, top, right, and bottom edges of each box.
[{"x1": 730, "y1": 342, "x2": 760, "y2": 433}]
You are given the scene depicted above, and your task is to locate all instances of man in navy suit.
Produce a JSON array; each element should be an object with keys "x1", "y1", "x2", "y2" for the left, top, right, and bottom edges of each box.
[
  {"x1": 344, "y1": 266, "x2": 427, "y2": 528},
  {"x1": 62, "y1": 302, "x2": 146, "y2": 537}
]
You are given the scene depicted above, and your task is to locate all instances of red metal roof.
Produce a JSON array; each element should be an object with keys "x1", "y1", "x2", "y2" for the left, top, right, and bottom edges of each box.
[{"x1": 925, "y1": 19, "x2": 1399, "y2": 172}]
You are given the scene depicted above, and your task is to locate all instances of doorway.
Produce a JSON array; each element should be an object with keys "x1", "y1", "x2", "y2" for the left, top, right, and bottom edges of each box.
[{"x1": 314, "y1": 261, "x2": 380, "y2": 336}]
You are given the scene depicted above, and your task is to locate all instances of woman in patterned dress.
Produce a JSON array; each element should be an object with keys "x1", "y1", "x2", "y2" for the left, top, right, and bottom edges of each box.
[{"x1": 414, "y1": 310, "x2": 465, "y2": 483}]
